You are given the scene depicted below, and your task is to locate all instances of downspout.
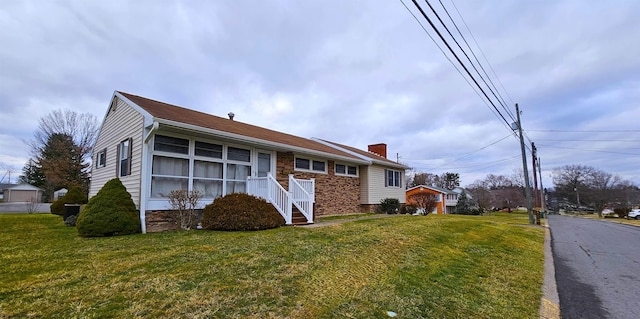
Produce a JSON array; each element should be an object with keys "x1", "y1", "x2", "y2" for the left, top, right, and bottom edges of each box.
[{"x1": 139, "y1": 121, "x2": 159, "y2": 234}]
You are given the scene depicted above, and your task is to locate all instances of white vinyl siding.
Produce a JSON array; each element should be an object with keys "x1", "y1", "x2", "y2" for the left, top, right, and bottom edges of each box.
[
  {"x1": 89, "y1": 97, "x2": 144, "y2": 206},
  {"x1": 359, "y1": 165, "x2": 406, "y2": 205}
]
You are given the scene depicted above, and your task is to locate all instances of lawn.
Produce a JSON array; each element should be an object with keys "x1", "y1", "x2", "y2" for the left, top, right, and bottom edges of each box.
[{"x1": 0, "y1": 213, "x2": 544, "y2": 318}]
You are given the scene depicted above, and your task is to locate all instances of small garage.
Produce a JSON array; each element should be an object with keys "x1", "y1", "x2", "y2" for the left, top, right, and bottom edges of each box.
[{"x1": 3, "y1": 184, "x2": 43, "y2": 203}]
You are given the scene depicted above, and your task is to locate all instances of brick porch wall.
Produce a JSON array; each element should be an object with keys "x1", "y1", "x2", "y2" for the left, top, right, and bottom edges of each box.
[
  {"x1": 145, "y1": 210, "x2": 181, "y2": 232},
  {"x1": 276, "y1": 152, "x2": 360, "y2": 216}
]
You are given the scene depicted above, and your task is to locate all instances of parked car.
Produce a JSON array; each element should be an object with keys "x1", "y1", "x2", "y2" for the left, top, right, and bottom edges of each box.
[{"x1": 628, "y1": 209, "x2": 640, "y2": 220}]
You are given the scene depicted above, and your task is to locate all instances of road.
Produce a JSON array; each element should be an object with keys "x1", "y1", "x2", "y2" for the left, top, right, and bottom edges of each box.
[{"x1": 548, "y1": 215, "x2": 640, "y2": 319}]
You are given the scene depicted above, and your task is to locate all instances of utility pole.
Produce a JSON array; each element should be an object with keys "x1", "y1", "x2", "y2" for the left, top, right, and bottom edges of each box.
[
  {"x1": 515, "y1": 104, "x2": 535, "y2": 224},
  {"x1": 538, "y1": 157, "x2": 546, "y2": 213},
  {"x1": 532, "y1": 143, "x2": 540, "y2": 225}
]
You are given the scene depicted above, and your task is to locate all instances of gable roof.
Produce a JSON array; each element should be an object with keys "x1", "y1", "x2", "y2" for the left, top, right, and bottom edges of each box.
[
  {"x1": 407, "y1": 184, "x2": 457, "y2": 195},
  {"x1": 116, "y1": 91, "x2": 369, "y2": 163},
  {"x1": 314, "y1": 139, "x2": 408, "y2": 169},
  {"x1": 6, "y1": 184, "x2": 43, "y2": 191}
]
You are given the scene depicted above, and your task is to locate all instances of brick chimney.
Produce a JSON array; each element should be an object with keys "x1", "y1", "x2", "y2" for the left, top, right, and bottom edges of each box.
[{"x1": 368, "y1": 143, "x2": 387, "y2": 158}]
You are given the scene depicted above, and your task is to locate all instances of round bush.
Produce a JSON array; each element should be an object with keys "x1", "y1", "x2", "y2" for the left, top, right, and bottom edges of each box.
[
  {"x1": 76, "y1": 178, "x2": 140, "y2": 237},
  {"x1": 201, "y1": 193, "x2": 285, "y2": 231},
  {"x1": 50, "y1": 187, "x2": 88, "y2": 216}
]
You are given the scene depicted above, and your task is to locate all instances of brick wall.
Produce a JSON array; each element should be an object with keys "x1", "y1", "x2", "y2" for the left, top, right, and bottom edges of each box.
[
  {"x1": 276, "y1": 152, "x2": 360, "y2": 216},
  {"x1": 145, "y1": 210, "x2": 181, "y2": 232}
]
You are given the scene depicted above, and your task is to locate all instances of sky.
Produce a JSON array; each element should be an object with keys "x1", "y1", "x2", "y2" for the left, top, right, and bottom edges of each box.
[{"x1": 1, "y1": 0, "x2": 639, "y2": 188}]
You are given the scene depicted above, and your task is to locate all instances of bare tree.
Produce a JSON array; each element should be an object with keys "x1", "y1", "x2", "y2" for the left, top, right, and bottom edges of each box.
[
  {"x1": 467, "y1": 183, "x2": 493, "y2": 212},
  {"x1": 168, "y1": 190, "x2": 203, "y2": 230},
  {"x1": 408, "y1": 192, "x2": 439, "y2": 215},
  {"x1": 27, "y1": 109, "x2": 99, "y2": 163}
]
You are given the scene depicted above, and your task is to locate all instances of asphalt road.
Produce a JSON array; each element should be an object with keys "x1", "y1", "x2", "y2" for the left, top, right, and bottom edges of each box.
[{"x1": 548, "y1": 215, "x2": 640, "y2": 319}]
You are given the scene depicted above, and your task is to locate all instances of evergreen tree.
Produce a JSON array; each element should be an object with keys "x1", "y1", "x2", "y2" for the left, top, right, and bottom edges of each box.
[
  {"x1": 455, "y1": 191, "x2": 472, "y2": 214},
  {"x1": 19, "y1": 159, "x2": 45, "y2": 187}
]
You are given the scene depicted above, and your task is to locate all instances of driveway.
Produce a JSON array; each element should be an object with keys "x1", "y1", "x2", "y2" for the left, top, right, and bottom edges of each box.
[{"x1": 548, "y1": 215, "x2": 640, "y2": 319}]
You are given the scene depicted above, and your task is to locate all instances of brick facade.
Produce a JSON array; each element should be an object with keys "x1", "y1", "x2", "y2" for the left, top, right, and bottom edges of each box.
[
  {"x1": 145, "y1": 210, "x2": 181, "y2": 232},
  {"x1": 276, "y1": 152, "x2": 360, "y2": 217}
]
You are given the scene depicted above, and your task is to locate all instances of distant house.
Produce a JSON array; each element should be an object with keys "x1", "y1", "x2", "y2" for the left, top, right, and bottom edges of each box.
[
  {"x1": 90, "y1": 91, "x2": 408, "y2": 233},
  {"x1": 53, "y1": 188, "x2": 68, "y2": 201},
  {"x1": 406, "y1": 185, "x2": 459, "y2": 214},
  {"x1": 1, "y1": 184, "x2": 43, "y2": 203}
]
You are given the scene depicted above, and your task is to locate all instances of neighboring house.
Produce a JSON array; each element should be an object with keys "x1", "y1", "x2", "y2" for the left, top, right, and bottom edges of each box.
[
  {"x1": 53, "y1": 188, "x2": 68, "y2": 201},
  {"x1": 90, "y1": 91, "x2": 408, "y2": 233},
  {"x1": 406, "y1": 185, "x2": 459, "y2": 214},
  {"x1": 2, "y1": 184, "x2": 43, "y2": 203}
]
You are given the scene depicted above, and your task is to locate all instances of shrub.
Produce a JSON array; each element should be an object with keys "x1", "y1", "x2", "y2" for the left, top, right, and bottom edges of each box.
[
  {"x1": 64, "y1": 214, "x2": 78, "y2": 227},
  {"x1": 377, "y1": 198, "x2": 400, "y2": 214},
  {"x1": 614, "y1": 207, "x2": 630, "y2": 219},
  {"x1": 76, "y1": 179, "x2": 140, "y2": 237},
  {"x1": 201, "y1": 193, "x2": 285, "y2": 231},
  {"x1": 50, "y1": 187, "x2": 88, "y2": 216},
  {"x1": 400, "y1": 204, "x2": 418, "y2": 215}
]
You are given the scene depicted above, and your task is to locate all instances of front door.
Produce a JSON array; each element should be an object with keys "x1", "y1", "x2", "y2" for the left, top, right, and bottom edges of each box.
[{"x1": 256, "y1": 150, "x2": 273, "y2": 177}]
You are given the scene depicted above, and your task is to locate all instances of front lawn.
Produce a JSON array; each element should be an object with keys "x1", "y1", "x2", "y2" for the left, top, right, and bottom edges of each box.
[{"x1": 0, "y1": 213, "x2": 544, "y2": 318}]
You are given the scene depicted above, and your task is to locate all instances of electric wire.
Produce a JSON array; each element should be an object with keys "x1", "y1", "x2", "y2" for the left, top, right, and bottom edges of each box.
[
  {"x1": 398, "y1": 0, "x2": 515, "y2": 134},
  {"x1": 409, "y1": 0, "x2": 512, "y2": 129}
]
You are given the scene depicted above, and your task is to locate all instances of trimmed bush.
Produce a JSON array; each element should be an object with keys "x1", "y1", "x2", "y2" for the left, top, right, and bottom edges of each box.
[
  {"x1": 50, "y1": 187, "x2": 88, "y2": 217},
  {"x1": 377, "y1": 198, "x2": 400, "y2": 214},
  {"x1": 400, "y1": 204, "x2": 418, "y2": 215},
  {"x1": 201, "y1": 193, "x2": 285, "y2": 231},
  {"x1": 76, "y1": 179, "x2": 140, "y2": 237},
  {"x1": 614, "y1": 207, "x2": 630, "y2": 219}
]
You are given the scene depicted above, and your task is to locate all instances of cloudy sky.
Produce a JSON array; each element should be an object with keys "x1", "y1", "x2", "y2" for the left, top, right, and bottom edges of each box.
[{"x1": 1, "y1": 0, "x2": 639, "y2": 187}]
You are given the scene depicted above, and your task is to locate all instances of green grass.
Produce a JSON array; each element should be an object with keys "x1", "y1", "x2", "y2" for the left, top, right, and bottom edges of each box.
[{"x1": 0, "y1": 213, "x2": 544, "y2": 318}]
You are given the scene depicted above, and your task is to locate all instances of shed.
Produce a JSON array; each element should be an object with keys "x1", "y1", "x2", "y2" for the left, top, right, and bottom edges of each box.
[{"x1": 3, "y1": 184, "x2": 43, "y2": 203}]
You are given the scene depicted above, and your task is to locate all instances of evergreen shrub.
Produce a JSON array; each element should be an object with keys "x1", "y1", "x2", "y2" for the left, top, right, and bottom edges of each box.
[
  {"x1": 377, "y1": 198, "x2": 400, "y2": 214},
  {"x1": 201, "y1": 193, "x2": 285, "y2": 231},
  {"x1": 50, "y1": 187, "x2": 88, "y2": 217},
  {"x1": 76, "y1": 178, "x2": 140, "y2": 237}
]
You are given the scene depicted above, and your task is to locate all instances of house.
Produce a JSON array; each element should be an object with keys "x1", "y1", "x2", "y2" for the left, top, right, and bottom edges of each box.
[
  {"x1": 90, "y1": 91, "x2": 408, "y2": 233},
  {"x1": 406, "y1": 185, "x2": 459, "y2": 214},
  {"x1": 1, "y1": 184, "x2": 43, "y2": 203},
  {"x1": 53, "y1": 188, "x2": 68, "y2": 201}
]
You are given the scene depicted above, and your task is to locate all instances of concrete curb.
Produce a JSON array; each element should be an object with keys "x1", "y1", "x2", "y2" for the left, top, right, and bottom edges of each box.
[{"x1": 539, "y1": 222, "x2": 561, "y2": 319}]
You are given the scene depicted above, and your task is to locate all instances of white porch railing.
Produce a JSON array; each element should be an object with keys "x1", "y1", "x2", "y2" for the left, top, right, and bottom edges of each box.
[
  {"x1": 247, "y1": 173, "x2": 314, "y2": 225},
  {"x1": 289, "y1": 174, "x2": 315, "y2": 223}
]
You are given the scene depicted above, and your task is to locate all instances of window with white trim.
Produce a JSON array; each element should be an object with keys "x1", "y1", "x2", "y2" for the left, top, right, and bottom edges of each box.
[
  {"x1": 385, "y1": 169, "x2": 401, "y2": 187},
  {"x1": 118, "y1": 138, "x2": 132, "y2": 177},
  {"x1": 96, "y1": 148, "x2": 107, "y2": 168},
  {"x1": 335, "y1": 163, "x2": 358, "y2": 177},
  {"x1": 295, "y1": 157, "x2": 326, "y2": 173}
]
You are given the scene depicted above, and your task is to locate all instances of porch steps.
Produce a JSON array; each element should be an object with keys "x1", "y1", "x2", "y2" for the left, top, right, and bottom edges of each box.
[{"x1": 291, "y1": 208, "x2": 310, "y2": 225}]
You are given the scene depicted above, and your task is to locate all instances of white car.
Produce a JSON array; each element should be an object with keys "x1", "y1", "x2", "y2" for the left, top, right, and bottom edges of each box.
[
  {"x1": 628, "y1": 209, "x2": 640, "y2": 220},
  {"x1": 601, "y1": 208, "x2": 615, "y2": 216}
]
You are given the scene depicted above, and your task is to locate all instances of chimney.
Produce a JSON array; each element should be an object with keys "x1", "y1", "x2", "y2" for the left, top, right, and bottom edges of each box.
[
  {"x1": 228, "y1": 112, "x2": 235, "y2": 121},
  {"x1": 368, "y1": 143, "x2": 387, "y2": 158}
]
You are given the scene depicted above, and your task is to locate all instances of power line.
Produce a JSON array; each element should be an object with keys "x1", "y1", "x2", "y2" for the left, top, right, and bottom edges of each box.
[
  {"x1": 448, "y1": 0, "x2": 516, "y2": 110},
  {"x1": 409, "y1": 0, "x2": 512, "y2": 129},
  {"x1": 529, "y1": 129, "x2": 640, "y2": 133},
  {"x1": 434, "y1": 0, "x2": 516, "y2": 123},
  {"x1": 405, "y1": 133, "x2": 513, "y2": 164},
  {"x1": 536, "y1": 144, "x2": 640, "y2": 156},
  {"x1": 398, "y1": 0, "x2": 515, "y2": 134}
]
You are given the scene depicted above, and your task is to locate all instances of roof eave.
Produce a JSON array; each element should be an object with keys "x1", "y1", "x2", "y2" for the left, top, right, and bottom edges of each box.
[{"x1": 154, "y1": 119, "x2": 370, "y2": 164}]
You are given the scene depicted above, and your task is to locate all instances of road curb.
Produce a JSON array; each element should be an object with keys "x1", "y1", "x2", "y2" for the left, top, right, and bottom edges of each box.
[{"x1": 539, "y1": 224, "x2": 561, "y2": 319}]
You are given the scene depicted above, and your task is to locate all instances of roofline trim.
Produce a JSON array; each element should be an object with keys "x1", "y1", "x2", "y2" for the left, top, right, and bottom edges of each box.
[
  {"x1": 312, "y1": 138, "x2": 409, "y2": 170},
  {"x1": 153, "y1": 119, "x2": 370, "y2": 164}
]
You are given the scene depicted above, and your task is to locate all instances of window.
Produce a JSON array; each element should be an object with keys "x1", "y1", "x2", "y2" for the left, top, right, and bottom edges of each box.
[
  {"x1": 195, "y1": 141, "x2": 222, "y2": 158},
  {"x1": 193, "y1": 160, "x2": 223, "y2": 198},
  {"x1": 151, "y1": 156, "x2": 189, "y2": 197},
  {"x1": 227, "y1": 147, "x2": 251, "y2": 162},
  {"x1": 96, "y1": 148, "x2": 107, "y2": 168},
  {"x1": 385, "y1": 169, "x2": 401, "y2": 187},
  {"x1": 295, "y1": 157, "x2": 326, "y2": 173},
  {"x1": 154, "y1": 135, "x2": 189, "y2": 154},
  {"x1": 118, "y1": 138, "x2": 132, "y2": 177},
  {"x1": 335, "y1": 163, "x2": 358, "y2": 176}
]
